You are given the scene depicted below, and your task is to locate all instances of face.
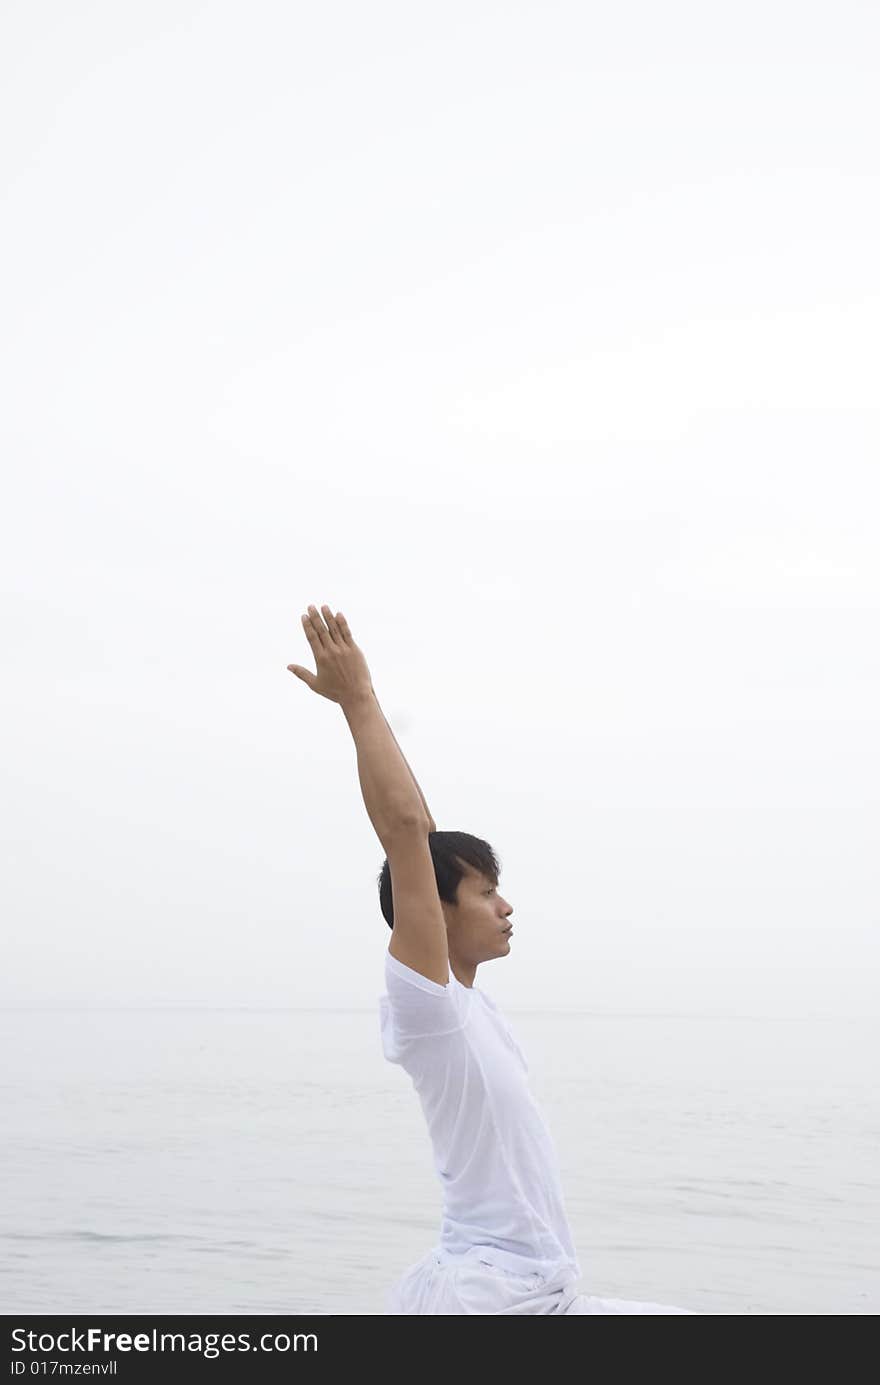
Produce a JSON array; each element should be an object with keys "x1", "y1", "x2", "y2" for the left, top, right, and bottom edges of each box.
[{"x1": 442, "y1": 865, "x2": 514, "y2": 964}]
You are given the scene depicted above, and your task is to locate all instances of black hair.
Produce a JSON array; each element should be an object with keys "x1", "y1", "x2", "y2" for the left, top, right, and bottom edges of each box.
[{"x1": 377, "y1": 830, "x2": 501, "y2": 930}]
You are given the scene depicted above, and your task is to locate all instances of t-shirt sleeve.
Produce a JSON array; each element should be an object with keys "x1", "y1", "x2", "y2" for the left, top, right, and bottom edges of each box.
[{"x1": 381, "y1": 948, "x2": 467, "y2": 1043}]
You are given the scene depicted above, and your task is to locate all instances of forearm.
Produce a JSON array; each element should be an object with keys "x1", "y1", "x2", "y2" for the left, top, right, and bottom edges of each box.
[
  {"x1": 342, "y1": 691, "x2": 432, "y2": 844},
  {"x1": 372, "y1": 690, "x2": 437, "y2": 831}
]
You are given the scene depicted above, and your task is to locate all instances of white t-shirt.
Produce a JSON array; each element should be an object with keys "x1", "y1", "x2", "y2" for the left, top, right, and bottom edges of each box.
[{"x1": 379, "y1": 948, "x2": 581, "y2": 1283}]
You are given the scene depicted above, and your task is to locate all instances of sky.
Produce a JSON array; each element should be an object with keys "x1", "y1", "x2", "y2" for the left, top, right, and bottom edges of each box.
[{"x1": 2, "y1": 1, "x2": 877, "y2": 1018}]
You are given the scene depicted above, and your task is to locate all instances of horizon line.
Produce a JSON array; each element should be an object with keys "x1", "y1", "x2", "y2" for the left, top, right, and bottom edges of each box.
[{"x1": 0, "y1": 1004, "x2": 874, "y2": 1023}]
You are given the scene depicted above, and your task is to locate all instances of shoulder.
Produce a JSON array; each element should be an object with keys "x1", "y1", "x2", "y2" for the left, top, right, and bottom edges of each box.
[
  {"x1": 385, "y1": 949, "x2": 451, "y2": 995},
  {"x1": 381, "y1": 948, "x2": 473, "y2": 1044}
]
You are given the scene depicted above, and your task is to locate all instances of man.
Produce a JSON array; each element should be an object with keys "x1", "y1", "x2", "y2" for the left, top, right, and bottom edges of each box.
[{"x1": 288, "y1": 603, "x2": 698, "y2": 1315}]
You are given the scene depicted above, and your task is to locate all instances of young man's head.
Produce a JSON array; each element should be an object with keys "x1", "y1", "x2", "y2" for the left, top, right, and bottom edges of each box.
[{"x1": 378, "y1": 830, "x2": 514, "y2": 969}]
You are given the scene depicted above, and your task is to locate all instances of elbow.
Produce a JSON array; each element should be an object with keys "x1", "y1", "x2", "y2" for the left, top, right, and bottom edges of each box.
[{"x1": 382, "y1": 810, "x2": 433, "y2": 844}]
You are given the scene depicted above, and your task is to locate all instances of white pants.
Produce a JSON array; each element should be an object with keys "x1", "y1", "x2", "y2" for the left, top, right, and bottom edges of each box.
[{"x1": 385, "y1": 1247, "x2": 699, "y2": 1315}]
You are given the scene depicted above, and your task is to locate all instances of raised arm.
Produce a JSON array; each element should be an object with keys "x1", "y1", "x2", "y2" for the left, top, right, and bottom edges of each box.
[
  {"x1": 287, "y1": 604, "x2": 433, "y2": 847},
  {"x1": 372, "y1": 689, "x2": 437, "y2": 833},
  {"x1": 288, "y1": 603, "x2": 447, "y2": 984}
]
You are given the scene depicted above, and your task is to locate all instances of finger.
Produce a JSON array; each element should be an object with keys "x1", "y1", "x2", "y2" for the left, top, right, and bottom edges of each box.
[
  {"x1": 301, "y1": 612, "x2": 318, "y2": 647},
  {"x1": 287, "y1": 663, "x2": 316, "y2": 690},
  {"x1": 321, "y1": 604, "x2": 344, "y2": 644},
  {"x1": 334, "y1": 610, "x2": 353, "y2": 645},
  {"x1": 303, "y1": 604, "x2": 330, "y2": 651}
]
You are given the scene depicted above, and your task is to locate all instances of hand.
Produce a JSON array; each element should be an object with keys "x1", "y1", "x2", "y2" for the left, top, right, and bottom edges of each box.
[{"x1": 287, "y1": 604, "x2": 374, "y2": 706}]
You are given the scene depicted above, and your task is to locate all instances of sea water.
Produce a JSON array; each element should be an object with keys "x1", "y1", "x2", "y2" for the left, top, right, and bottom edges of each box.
[{"x1": 2, "y1": 1004, "x2": 877, "y2": 1315}]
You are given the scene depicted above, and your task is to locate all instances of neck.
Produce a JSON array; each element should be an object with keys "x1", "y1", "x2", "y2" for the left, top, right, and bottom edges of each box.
[{"x1": 449, "y1": 955, "x2": 477, "y2": 989}]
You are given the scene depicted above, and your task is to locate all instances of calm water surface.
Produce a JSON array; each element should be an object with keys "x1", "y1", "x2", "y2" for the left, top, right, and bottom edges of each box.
[{"x1": 2, "y1": 1004, "x2": 877, "y2": 1315}]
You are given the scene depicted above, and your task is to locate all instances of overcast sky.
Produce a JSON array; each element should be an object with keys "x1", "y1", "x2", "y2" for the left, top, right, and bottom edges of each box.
[{"x1": 2, "y1": 1, "x2": 877, "y2": 1018}]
